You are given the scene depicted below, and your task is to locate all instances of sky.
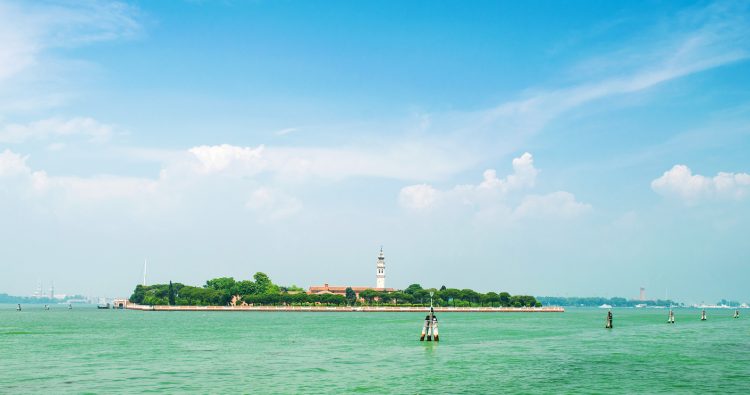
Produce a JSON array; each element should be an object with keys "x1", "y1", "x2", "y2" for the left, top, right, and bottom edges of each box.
[{"x1": 1, "y1": 0, "x2": 749, "y2": 303}]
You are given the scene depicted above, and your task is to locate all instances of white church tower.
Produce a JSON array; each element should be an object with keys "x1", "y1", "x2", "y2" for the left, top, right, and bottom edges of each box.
[{"x1": 376, "y1": 247, "x2": 386, "y2": 289}]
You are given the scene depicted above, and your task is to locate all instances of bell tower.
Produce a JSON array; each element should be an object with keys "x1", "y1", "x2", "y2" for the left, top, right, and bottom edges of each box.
[{"x1": 376, "y1": 247, "x2": 386, "y2": 289}]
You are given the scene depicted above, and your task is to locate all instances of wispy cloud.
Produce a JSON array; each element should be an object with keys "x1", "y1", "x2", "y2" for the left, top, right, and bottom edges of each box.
[
  {"x1": 0, "y1": 1, "x2": 141, "y2": 120},
  {"x1": 274, "y1": 127, "x2": 298, "y2": 136},
  {"x1": 429, "y1": 1, "x2": 750, "y2": 153},
  {"x1": 0, "y1": 1, "x2": 141, "y2": 83}
]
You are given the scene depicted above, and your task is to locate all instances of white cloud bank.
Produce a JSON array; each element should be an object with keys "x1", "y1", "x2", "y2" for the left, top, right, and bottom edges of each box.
[
  {"x1": 0, "y1": 149, "x2": 157, "y2": 200},
  {"x1": 182, "y1": 143, "x2": 474, "y2": 182},
  {"x1": 0, "y1": 141, "x2": 476, "y2": 220},
  {"x1": 399, "y1": 152, "x2": 590, "y2": 220},
  {"x1": 651, "y1": 164, "x2": 750, "y2": 203}
]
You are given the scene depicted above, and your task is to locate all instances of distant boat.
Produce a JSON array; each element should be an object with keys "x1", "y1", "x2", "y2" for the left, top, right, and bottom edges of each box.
[
  {"x1": 97, "y1": 298, "x2": 110, "y2": 309},
  {"x1": 599, "y1": 304, "x2": 612, "y2": 309},
  {"x1": 635, "y1": 303, "x2": 647, "y2": 308}
]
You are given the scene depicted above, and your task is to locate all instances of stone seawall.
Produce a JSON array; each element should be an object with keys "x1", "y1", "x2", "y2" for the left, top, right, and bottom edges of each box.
[{"x1": 123, "y1": 304, "x2": 564, "y2": 313}]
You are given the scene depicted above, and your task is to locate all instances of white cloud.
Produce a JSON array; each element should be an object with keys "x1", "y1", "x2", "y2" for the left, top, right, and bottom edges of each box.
[
  {"x1": 180, "y1": 143, "x2": 474, "y2": 182},
  {"x1": 651, "y1": 164, "x2": 750, "y2": 202},
  {"x1": 0, "y1": 140, "x2": 474, "y2": 213},
  {"x1": 399, "y1": 152, "x2": 589, "y2": 220},
  {"x1": 0, "y1": 148, "x2": 157, "y2": 202},
  {"x1": 0, "y1": 117, "x2": 115, "y2": 143},
  {"x1": 0, "y1": 149, "x2": 32, "y2": 177},
  {"x1": 478, "y1": 152, "x2": 538, "y2": 193},
  {"x1": 188, "y1": 144, "x2": 267, "y2": 175}
]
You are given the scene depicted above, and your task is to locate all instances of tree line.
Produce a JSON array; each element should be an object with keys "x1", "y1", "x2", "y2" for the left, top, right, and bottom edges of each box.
[{"x1": 129, "y1": 273, "x2": 541, "y2": 307}]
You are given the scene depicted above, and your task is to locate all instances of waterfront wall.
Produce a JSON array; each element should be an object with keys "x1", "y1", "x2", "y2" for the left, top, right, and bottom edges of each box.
[{"x1": 123, "y1": 303, "x2": 564, "y2": 313}]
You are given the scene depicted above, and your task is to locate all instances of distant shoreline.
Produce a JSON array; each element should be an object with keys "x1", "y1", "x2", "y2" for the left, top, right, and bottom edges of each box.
[{"x1": 122, "y1": 304, "x2": 564, "y2": 313}]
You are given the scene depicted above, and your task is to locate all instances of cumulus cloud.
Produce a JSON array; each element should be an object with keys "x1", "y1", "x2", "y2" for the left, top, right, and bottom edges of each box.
[
  {"x1": 0, "y1": 117, "x2": 115, "y2": 143},
  {"x1": 0, "y1": 148, "x2": 300, "y2": 220},
  {"x1": 1, "y1": 140, "x2": 474, "y2": 212},
  {"x1": 188, "y1": 144, "x2": 266, "y2": 175},
  {"x1": 651, "y1": 164, "x2": 750, "y2": 202},
  {"x1": 0, "y1": 149, "x2": 30, "y2": 177},
  {"x1": 398, "y1": 152, "x2": 589, "y2": 220},
  {"x1": 477, "y1": 152, "x2": 538, "y2": 193}
]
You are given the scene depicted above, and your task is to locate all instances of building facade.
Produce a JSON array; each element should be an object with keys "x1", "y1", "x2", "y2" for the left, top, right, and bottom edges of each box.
[{"x1": 308, "y1": 247, "x2": 393, "y2": 296}]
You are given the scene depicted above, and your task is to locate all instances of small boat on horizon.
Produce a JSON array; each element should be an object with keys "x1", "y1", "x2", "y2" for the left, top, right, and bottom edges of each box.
[
  {"x1": 599, "y1": 304, "x2": 612, "y2": 309},
  {"x1": 97, "y1": 298, "x2": 110, "y2": 309}
]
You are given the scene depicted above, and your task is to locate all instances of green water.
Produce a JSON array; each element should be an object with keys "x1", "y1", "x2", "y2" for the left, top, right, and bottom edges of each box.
[{"x1": 1, "y1": 305, "x2": 749, "y2": 394}]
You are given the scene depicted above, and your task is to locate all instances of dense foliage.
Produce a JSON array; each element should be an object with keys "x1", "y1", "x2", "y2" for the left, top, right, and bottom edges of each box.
[{"x1": 129, "y1": 275, "x2": 540, "y2": 307}]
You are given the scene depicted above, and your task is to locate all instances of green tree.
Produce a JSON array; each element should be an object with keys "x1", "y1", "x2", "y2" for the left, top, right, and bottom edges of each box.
[
  {"x1": 460, "y1": 289, "x2": 481, "y2": 305},
  {"x1": 283, "y1": 284, "x2": 305, "y2": 293},
  {"x1": 168, "y1": 281, "x2": 175, "y2": 306},
  {"x1": 413, "y1": 289, "x2": 430, "y2": 305},
  {"x1": 253, "y1": 272, "x2": 279, "y2": 294},
  {"x1": 440, "y1": 288, "x2": 461, "y2": 307},
  {"x1": 291, "y1": 292, "x2": 308, "y2": 305},
  {"x1": 129, "y1": 284, "x2": 146, "y2": 304},
  {"x1": 360, "y1": 289, "x2": 377, "y2": 305},
  {"x1": 205, "y1": 277, "x2": 236, "y2": 291},
  {"x1": 484, "y1": 292, "x2": 500, "y2": 307},
  {"x1": 404, "y1": 284, "x2": 423, "y2": 295},
  {"x1": 391, "y1": 291, "x2": 412, "y2": 305},
  {"x1": 232, "y1": 280, "x2": 256, "y2": 296},
  {"x1": 377, "y1": 291, "x2": 392, "y2": 304},
  {"x1": 499, "y1": 292, "x2": 511, "y2": 307},
  {"x1": 345, "y1": 287, "x2": 357, "y2": 306}
]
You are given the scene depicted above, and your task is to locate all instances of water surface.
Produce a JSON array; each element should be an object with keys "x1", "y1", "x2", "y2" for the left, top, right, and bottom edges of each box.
[{"x1": 1, "y1": 305, "x2": 748, "y2": 393}]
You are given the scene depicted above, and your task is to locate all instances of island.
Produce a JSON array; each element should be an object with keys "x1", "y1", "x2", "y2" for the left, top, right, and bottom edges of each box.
[{"x1": 123, "y1": 272, "x2": 562, "y2": 312}]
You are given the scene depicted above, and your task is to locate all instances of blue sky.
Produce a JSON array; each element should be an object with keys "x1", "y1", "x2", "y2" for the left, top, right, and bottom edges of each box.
[{"x1": 1, "y1": 0, "x2": 749, "y2": 303}]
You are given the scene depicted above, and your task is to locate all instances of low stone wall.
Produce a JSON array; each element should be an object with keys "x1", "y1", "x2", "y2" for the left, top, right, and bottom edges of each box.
[{"x1": 124, "y1": 304, "x2": 564, "y2": 313}]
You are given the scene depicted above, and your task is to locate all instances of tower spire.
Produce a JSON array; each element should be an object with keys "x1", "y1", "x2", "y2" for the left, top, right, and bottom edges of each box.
[{"x1": 376, "y1": 247, "x2": 386, "y2": 289}]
